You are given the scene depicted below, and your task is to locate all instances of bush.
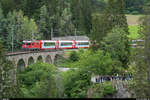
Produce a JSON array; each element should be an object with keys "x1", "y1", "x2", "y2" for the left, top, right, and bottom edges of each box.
[
  {"x1": 75, "y1": 50, "x2": 113, "y2": 75},
  {"x1": 18, "y1": 62, "x2": 59, "y2": 98},
  {"x1": 125, "y1": 10, "x2": 131, "y2": 14},
  {"x1": 62, "y1": 49, "x2": 114, "y2": 98},
  {"x1": 69, "y1": 51, "x2": 79, "y2": 62},
  {"x1": 78, "y1": 48, "x2": 85, "y2": 55},
  {"x1": 103, "y1": 82, "x2": 116, "y2": 96},
  {"x1": 62, "y1": 69, "x2": 91, "y2": 98},
  {"x1": 101, "y1": 26, "x2": 130, "y2": 69},
  {"x1": 131, "y1": 11, "x2": 139, "y2": 15},
  {"x1": 91, "y1": 82, "x2": 116, "y2": 98}
]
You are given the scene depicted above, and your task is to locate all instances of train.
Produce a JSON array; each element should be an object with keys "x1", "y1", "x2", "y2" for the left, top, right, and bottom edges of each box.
[
  {"x1": 131, "y1": 40, "x2": 144, "y2": 47},
  {"x1": 22, "y1": 39, "x2": 143, "y2": 50},
  {"x1": 22, "y1": 40, "x2": 90, "y2": 50}
]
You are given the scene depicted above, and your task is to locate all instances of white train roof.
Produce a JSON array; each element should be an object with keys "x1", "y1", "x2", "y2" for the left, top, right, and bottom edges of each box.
[
  {"x1": 41, "y1": 40, "x2": 57, "y2": 42},
  {"x1": 59, "y1": 40, "x2": 74, "y2": 42},
  {"x1": 76, "y1": 40, "x2": 89, "y2": 42},
  {"x1": 23, "y1": 40, "x2": 90, "y2": 43},
  {"x1": 23, "y1": 40, "x2": 32, "y2": 43}
]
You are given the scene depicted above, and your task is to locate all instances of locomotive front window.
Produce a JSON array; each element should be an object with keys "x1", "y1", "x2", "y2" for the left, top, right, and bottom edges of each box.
[
  {"x1": 61, "y1": 42, "x2": 72, "y2": 46},
  {"x1": 78, "y1": 42, "x2": 89, "y2": 45},
  {"x1": 44, "y1": 42, "x2": 56, "y2": 46},
  {"x1": 26, "y1": 43, "x2": 31, "y2": 45}
]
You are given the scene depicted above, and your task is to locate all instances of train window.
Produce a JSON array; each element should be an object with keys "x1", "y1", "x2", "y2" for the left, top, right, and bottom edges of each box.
[
  {"x1": 131, "y1": 40, "x2": 136, "y2": 44},
  {"x1": 136, "y1": 41, "x2": 144, "y2": 46},
  {"x1": 77, "y1": 42, "x2": 89, "y2": 45},
  {"x1": 26, "y1": 43, "x2": 31, "y2": 45},
  {"x1": 61, "y1": 42, "x2": 72, "y2": 46},
  {"x1": 44, "y1": 42, "x2": 56, "y2": 46}
]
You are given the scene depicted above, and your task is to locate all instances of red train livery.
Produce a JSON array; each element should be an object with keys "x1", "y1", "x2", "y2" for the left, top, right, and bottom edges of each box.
[{"x1": 22, "y1": 40, "x2": 90, "y2": 50}]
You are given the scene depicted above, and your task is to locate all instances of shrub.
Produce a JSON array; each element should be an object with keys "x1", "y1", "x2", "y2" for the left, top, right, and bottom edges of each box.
[
  {"x1": 131, "y1": 11, "x2": 139, "y2": 15},
  {"x1": 69, "y1": 51, "x2": 79, "y2": 62},
  {"x1": 18, "y1": 62, "x2": 59, "y2": 98},
  {"x1": 103, "y1": 82, "x2": 116, "y2": 96}
]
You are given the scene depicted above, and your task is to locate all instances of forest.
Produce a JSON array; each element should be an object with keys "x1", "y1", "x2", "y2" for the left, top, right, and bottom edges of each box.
[
  {"x1": 0, "y1": 0, "x2": 148, "y2": 51},
  {"x1": 1, "y1": 0, "x2": 150, "y2": 98}
]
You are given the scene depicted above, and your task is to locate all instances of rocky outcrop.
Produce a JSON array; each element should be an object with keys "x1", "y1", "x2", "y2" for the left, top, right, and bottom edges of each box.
[{"x1": 112, "y1": 80, "x2": 132, "y2": 98}]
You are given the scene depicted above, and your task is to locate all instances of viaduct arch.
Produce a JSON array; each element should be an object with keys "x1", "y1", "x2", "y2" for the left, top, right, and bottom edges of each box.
[{"x1": 6, "y1": 51, "x2": 64, "y2": 71}]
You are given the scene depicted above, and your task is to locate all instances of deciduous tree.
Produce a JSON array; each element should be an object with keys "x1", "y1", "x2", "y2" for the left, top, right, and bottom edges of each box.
[
  {"x1": 6, "y1": 10, "x2": 39, "y2": 51},
  {"x1": 101, "y1": 27, "x2": 129, "y2": 69},
  {"x1": 18, "y1": 62, "x2": 61, "y2": 98}
]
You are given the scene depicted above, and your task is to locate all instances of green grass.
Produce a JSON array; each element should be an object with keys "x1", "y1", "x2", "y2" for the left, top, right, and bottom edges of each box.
[
  {"x1": 126, "y1": 15, "x2": 144, "y2": 40},
  {"x1": 128, "y1": 25, "x2": 141, "y2": 40}
]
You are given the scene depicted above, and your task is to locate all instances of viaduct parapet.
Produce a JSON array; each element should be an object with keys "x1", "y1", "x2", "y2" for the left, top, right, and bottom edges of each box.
[{"x1": 6, "y1": 50, "x2": 64, "y2": 71}]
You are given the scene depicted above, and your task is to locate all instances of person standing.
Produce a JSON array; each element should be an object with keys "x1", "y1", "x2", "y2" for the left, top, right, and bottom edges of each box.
[{"x1": 96, "y1": 78, "x2": 98, "y2": 83}]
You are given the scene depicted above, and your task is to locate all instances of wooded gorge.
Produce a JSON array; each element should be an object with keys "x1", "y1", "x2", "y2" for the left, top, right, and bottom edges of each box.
[{"x1": 1, "y1": 0, "x2": 150, "y2": 98}]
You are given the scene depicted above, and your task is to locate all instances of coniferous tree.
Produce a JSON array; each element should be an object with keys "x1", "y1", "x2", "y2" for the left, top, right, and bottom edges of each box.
[
  {"x1": 80, "y1": 0, "x2": 92, "y2": 36},
  {"x1": 23, "y1": 0, "x2": 43, "y2": 19},
  {"x1": 134, "y1": 4, "x2": 150, "y2": 97},
  {"x1": 46, "y1": 0, "x2": 61, "y2": 37},
  {"x1": 91, "y1": 0, "x2": 129, "y2": 43},
  {"x1": 134, "y1": 48, "x2": 148, "y2": 98},
  {"x1": 106, "y1": 0, "x2": 130, "y2": 68},
  {"x1": 90, "y1": 0, "x2": 130, "y2": 67},
  {"x1": 0, "y1": 7, "x2": 7, "y2": 50},
  {"x1": 90, "y1": 13, "x2": 106, "y2": 50},
  {"x1": 58, "y1": 0, "x2": 74, "y2": 36},
  {"x1": 0, "y1": 41, "x2": 22, "y2": 98},
  {"x1": 91, "y1": 0, "x2": 106, "y2": 13},
  {"x1": 0, "y1": 0, "x2": 16, "y2": 16},
  {"x1": 6, "y1": 10, "x2": 39, "y2": 51},
  {"x1": 142, "y1": 15, "x2": 150, "y2": 97},
  {"x1": 71, "y1": 0, "x2": 82, "y2": 33},
  {"x1": 101, "y1": 27, "x2": 129, "y2": 73},
  {"x1": 71, "y1": 0, "x2": 92, "y2": 36},
  {"x1": 0, "y1": 7, "x2": 5, "y2": 39},
  {"x1": 125, "y1": 0, "x2": 148, "y2": 14},
  {"x1": 104, "y1": 0, "x2": 129, "y2": 34},
  {"x1": 38, "y1": 5, "x2": 51, "y2": 40}
]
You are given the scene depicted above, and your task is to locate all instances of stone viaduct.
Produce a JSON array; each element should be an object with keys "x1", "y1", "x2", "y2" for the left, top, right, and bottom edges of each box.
[{"x1": 6, "y1": 50, "x2": 64, "y2": 71}]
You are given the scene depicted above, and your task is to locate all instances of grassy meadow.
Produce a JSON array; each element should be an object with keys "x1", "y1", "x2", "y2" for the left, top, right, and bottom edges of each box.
[
  {"x1": 128, "y1": 25, "x2": 140, "y2": 40},
  {"x1": 126, "y1": 15, "x2": 143, "y2": 40}
]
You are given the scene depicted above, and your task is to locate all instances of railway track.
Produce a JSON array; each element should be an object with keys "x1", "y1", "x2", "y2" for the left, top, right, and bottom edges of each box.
[
  {"x1": 6, "y1": 49, "x2": 63, "y2": 56},
  {"x1": 5, "y1": 48, "x2": 87, "y2": 56}
]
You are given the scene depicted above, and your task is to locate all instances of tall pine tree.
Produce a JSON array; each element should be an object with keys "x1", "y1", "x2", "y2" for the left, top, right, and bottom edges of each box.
[
  {"x1": 91, "y1": 0, "x2": 129, "y2": 43},
  {"x1": 104, "y1": 0, "x2": 129, "y2": 34},
  {"x1": 106, "y1": 0, "x2": 130, "y2": 68},
  {"x1": 71, "y1": 0, "x2": 92, "y2": 36},
  {"x1": 142, "y1": 15, "x2": 150, "y2": 97},
  {"x1": 38, "y1": 5, "x2": 51, "y2": 39},
  {"x1": 0, "y1": 41, "x2": 22, "y2": 98},
  {"x1": 133, "y1": 4, "x2": 150, "y2": 97},
  {"x1": 90, "y1": 0, "x2": 130, "y2": 67},
  {"x1": 0, "y1": 7, "x2": 5, "y2": 41},
  {"x1": 80, "y1": 0, "x2": 92, "y2": 36}
]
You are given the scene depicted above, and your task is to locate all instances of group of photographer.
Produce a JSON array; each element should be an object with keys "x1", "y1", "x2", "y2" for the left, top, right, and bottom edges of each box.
[{"x1": 95, "y1": 74, "x2": 132, "y2": 83}]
